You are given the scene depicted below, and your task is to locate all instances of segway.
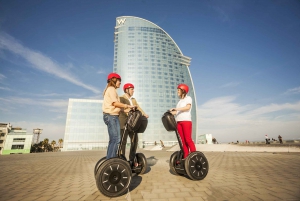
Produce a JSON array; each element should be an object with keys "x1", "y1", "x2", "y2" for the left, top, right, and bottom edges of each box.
[
  {"x1": 94, "y1": 108, "x2": 148, "y2": 197},
  {"x1": 162, "y1": 111, "x2": 209, "y2": 180}
]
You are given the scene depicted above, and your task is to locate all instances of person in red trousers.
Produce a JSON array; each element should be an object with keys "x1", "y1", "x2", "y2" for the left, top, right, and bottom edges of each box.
[{"x1": 170, "y1": 84, "x2": 196, "y2": 158}]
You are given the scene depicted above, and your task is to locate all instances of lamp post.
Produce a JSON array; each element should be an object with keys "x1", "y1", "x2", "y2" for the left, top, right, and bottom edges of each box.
[{"x1": 33, "y1": 128, "x2": 43, "y2": 144}]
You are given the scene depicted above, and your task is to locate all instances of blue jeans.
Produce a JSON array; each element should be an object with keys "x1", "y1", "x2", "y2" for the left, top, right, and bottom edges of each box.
[{"x1": 103, "y1": 114, "x2": 121, "y2": 159}]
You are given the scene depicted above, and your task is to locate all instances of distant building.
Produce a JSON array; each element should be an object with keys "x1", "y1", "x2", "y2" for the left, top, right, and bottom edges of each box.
[
  {"x1": 0, "y1": 123, "x2": 33, "y2": 155},
  {"x1": 198, "y1": 134, "x2": 213, "y2": 144},
  {"x1": 63, "y1": 99, "x2": 109, "y2": 151}
]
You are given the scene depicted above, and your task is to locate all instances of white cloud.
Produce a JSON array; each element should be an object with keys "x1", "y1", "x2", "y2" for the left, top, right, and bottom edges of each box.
[
  {"x1": 245, "y1": 102, "x2": 300, "y2": 117},
  {"x1": 97, "y1": 69, "x2": 106, "y2": 74},
  {"x1": 1, "y1": 97, "x2": 68, "y2": 141},
  {"x1": 285, "y1": 86, "x2": 300, "y2": 94},
  {"x1": 0, "y1": 86, "x2": 10, "y2": 91},
  {"x1": 0, "y1": 32, "x2": 100, "y2": 94},
  {"x1": 208, "y1": 0, "x2": 244, "y2": 23},
  {"x1": 0, "y1": 73, "x2": 6, "y2": 80},
  {"x1": 11, "y1": 120, "x2": 66, "y2": 142},
  {"x1": 220, "y1": 82, "x2": 240, "y2": 88},
  {"x1": 200, "y1": 96, "x2": 251, "y2": 117},
  {"x1": 198, "y1": 96, "x2": 300, "y2": 143},
  {"x1": 0, "y1": 97, "x2": 68, "y2": 110},
  {"x1": 213, "y1": 6, "x2": 230, "y2": 22}
]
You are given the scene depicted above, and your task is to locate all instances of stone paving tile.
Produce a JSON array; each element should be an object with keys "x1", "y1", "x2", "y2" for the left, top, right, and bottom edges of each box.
[
  {"x1": 157, "y1": 193, "x2": 176, "y2": 199},
  {"x1": 185, "y1": 196, "x2": 206, "y2": 201},
  {"x1": 167, "y1": 198, "x2": 186, "y2": 201},
  {"x1": 1, "y1": 150, "x2": 300, "y2": 201},
  {"x1": 165, "y1": 188, "x2": 181, "y2": 193},
  {"x1": 173, "y1": 192, "x2": 191, "y2": 198}
]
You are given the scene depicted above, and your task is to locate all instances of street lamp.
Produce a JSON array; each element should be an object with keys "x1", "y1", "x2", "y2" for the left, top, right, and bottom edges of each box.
[{"x1": 33, "y1": 128, "x2": 43, "y2": 144}]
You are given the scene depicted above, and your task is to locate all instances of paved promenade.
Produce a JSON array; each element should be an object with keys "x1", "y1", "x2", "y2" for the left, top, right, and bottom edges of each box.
[
  {"x1": 150, "y1": 143, "x2": 300, "y2": 153},
  {"x1": 0, "y1": 148, "x2": 300, "y2": 201}
]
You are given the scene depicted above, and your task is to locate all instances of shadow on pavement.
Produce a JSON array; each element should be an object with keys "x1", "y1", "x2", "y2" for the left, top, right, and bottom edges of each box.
[
  {"x1": 147, "y1": 156, "x2": 158, "y2": 166},
  {"x1": 144, "y1": 166, "x2": 151, "y2": 174},
  {"x1": 129, "y1": 175, "x2": 142, "y2": 191}
]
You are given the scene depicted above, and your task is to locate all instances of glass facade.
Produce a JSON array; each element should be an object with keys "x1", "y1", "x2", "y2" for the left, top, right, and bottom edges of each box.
[
  {"x1": 113, "y1": 16, "x2": 198, "y2": 144},
  {"x1": 63, "y1": 99, "x2": 109, "y2": 151}
]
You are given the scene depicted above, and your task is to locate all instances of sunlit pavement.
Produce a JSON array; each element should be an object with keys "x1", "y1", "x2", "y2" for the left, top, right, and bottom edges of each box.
[{"x1": 0, "y1": 149, "x2": 300, "y2": 201}]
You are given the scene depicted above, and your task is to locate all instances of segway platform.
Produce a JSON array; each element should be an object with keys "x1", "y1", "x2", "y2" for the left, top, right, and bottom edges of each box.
[
  {"x1": 94, "y1": 108, "x2": 148, "y2": 197},
  {"x1": 162, "y1": 111, "x2": 209, "y2": 180}
]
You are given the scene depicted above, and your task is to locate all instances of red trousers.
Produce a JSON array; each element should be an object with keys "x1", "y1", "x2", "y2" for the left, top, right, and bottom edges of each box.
[{"x1": 177, "y1": 121, "x2": 196, "y2": 158}]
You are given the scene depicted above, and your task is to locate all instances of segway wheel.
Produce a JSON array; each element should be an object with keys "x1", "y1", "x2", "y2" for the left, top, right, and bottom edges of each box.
[
  {"x1": 184, "y1": 151, "x2": 209, "y2": 180},
  {"x1": 169, "y1": 151, "x2": 184, "y2": 176},
  {"x1": 95, "y1": 158, "x2": 132, "y2": 197},
  {"x1": 94, "y1": 156, "x2": 107, "y2": 177},
  {"x1": 135, "y1": 153, "x2": 147, "y2": 175}
]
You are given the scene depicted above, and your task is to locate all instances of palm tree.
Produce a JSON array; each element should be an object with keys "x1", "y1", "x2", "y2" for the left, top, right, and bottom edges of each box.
[
  {"x1": 43, "y1": 138, "x2": 49, "y2": 144},
  {"x1": 51, "y1": 140, "x2": 56, "y2": 152},
  {"x1": 58, "y1": 138, "x2": 63, "y2": 149},
  {"x1": 43, "y1": 138, "x2": 49, "y2": 152}
]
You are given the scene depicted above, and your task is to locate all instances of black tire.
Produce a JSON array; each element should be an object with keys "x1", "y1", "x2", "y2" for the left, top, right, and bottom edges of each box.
[
  {"x1": 95, "y1": 158, "x2": 132, "y2": 197},
  {"x1": 169, "y1": 151, "x2": 183, "y2": 176},
  {"x1": 185, "y1": 151, "x2": 209, "y2": 180},
  {"x1": 94, "y1": 156, "x2": 107, "y2": 177},
  {"x1": 135, "y1": 153, "x2": 147, "y2": 175}
]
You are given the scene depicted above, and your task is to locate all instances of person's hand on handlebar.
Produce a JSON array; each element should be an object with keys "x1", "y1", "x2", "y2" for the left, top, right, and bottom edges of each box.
[
  {"x1": 130, "y1": 106, "x2": 138, "y2": 110},
  {"x1": 125, "y1": 104, "x2": 135, "y2": 110},
  {"x1": 169, "y1": 108, "x2": 177, "y2": 115}
]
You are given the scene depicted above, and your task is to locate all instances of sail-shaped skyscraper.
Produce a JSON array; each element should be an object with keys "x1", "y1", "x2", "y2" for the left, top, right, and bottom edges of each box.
[{"x1": 113, "y1": 16, "x2": 198, "y2": 144}]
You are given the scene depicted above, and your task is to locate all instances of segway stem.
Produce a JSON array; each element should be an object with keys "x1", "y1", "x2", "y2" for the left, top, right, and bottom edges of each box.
[
  {"x1": 167, "y1": 111, "x2": 185, "y2": 157},
  {"x1": 117, "y1": 124, "x2": 129, "y2": 157},
  {"x1": 117, "y1": 107, "x2": 139, "y2": 159},
  {"x1": 175, "y1": 130, "x2": 185, "y2": 156}
]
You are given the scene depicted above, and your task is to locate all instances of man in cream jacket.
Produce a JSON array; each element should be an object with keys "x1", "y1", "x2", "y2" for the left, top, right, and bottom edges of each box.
[{"x1": 119, "y1": 83, "x2": 148, "y2": 167}]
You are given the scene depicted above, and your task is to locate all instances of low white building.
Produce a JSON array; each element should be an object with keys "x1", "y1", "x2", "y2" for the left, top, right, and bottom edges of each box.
[
  {"x1": 0, "y1": 123, "x2": 33, "y2": 155},
  {"x1": 198, "y1": 134, "x2": 213, "y2": 144}
]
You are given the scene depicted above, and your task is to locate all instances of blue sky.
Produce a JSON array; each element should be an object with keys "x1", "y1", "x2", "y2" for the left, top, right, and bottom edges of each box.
[{"x1": 0, "y1": 0, "x2": 299, "y2": 143}]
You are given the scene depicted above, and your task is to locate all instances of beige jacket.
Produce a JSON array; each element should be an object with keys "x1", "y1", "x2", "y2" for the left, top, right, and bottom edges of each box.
[{"x1": 102, "y1": 86, "x2": 121, "y2": 115}]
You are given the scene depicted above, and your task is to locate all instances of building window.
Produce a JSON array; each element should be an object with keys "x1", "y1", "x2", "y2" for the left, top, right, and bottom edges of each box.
[
  {"x1": 11, "y1": 145, "x2": 24, "y2": 149},
  {"x1": 0, "y1": 140, "x2": 3, "y2": 144},
  {"x1": 13, "y1": 138, "x2": 26, "y2": 142}
]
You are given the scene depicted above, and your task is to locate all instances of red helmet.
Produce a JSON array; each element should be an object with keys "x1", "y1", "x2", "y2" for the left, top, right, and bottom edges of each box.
[
  {"x1": 177, "y1": 83, "x2": 189, "y2": 94},
  {"x1": 123, "y1": 83, "x2": 134, "y2": 92},
  {"x1": 107, "y1": 73, "x2": 121, "y2": 82}
]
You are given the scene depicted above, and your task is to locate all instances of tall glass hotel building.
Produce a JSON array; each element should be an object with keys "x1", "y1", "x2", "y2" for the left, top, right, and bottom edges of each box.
[
  {"x1": 113, "y1": 16, "x2": 197, "y2": 144},
  {"x1": 63, "y1": 16, "x2": 197, "y2": 151}
]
